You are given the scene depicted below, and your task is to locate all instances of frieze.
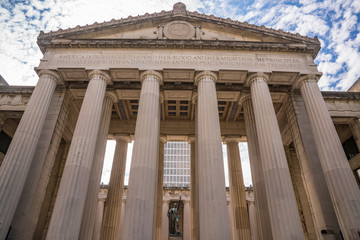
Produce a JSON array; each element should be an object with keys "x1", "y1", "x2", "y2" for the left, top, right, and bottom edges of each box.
[
  {"x1": 0, "y1": 93, "x2": 31, "y2": 111},
  {"x1": 40, "y1": 50, "x2": 311, "y2": 73}
]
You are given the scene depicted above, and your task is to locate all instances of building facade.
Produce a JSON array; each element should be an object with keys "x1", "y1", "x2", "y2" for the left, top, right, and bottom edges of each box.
[{"x1": 0, "y1": 2, "x2": 360, "y2": 240}]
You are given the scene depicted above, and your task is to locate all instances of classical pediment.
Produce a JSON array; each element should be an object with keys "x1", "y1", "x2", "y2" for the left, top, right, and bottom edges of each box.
[{"x1": 37, "y1": 2, "x2": 320, "y2": 58}]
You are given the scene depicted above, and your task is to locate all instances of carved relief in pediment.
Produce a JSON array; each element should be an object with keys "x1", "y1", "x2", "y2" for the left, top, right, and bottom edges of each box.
[
  {"x1": 163, "y1": 21, "x2": 195, "y2": 40},
  {"x1": 154, "y1": 21, "x2": 203, "y2": 40}
]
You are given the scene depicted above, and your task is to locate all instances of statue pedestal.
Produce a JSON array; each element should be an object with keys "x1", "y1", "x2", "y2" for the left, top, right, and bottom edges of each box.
[{"x1": 169, "y1": 236, "x2": 182, "y2": 240}]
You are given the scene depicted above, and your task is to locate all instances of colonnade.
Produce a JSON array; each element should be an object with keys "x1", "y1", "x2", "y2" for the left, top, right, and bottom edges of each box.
[
  {"x1": 0, "y1": 69, "x2": 359, "y2": 240},
  {"x1": 90, "y1": 188, "x2": 257, "y2": 240}
]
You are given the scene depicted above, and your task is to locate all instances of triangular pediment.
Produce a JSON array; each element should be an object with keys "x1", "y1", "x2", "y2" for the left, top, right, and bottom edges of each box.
[{"x1": 38, "y1": 2, "x2": 320, "y2": 57}]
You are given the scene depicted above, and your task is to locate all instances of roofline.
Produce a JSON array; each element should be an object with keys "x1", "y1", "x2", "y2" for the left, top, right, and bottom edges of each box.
[{"x1": 37, "y1": 3, "x2": 320, "y2": 47}]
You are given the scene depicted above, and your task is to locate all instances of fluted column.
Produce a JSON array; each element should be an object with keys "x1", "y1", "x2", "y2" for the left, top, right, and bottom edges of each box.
[
  {"x1": 195, "y1": 71, "x2": 231, "y2": 240},
  {"x1": 46, "y1": 70, "x2": 111, "y2": 240},
  {"x1": 156, "y1": 136, "x2": 166, "y2": 240},
  {"x1": 80, "y1": 92, "x2": 117, "y2": 240},
  {"x1": 183, "y1": 200, "x2": 191, "y2": 240},
  {"x1": 248, "y1": 201, "x2": 259, "y2": 240},
  {"x1": 101, "y1": 134, "x2": 131, "y2": 240},
  {"x1": 240, "y1": 95, "x2": 272, "y2": 239},
  {"x1": 0, "y1": 70, "x2": 62, "y2": 239},
  {"x1": 297, "y1": 76, "x2": 360, "y2": 239},
  {"x1": 284, "y1": 93, "x2": 340, "y2": 239},
  {"x1": 188, "y1": 136, "x2": 197, "y2": 240},
  {"x1": 0, "y1": 114, "x2": 6, "y2": 132},
  {"x1": 162, "y1": 200, "x2": 170, "y2": 240},
  {"x1": 224, "y1": 137, "x2": 251, "y2": 240},
  {"x1": 349, "y1": 117, "x2": 360, "y2": 151},
  {"x1": 92, "y1": 198, "x2": 105, "y2": 240},
  {"x1": 119, "y1": 199, "x2": 126, "y2": 239},
  {"x1": 120, "y1": 70, "x2": 162, "y2": 240},
  {"x1": 227, "y1": 201, "x2": 235, "y2": 239},
  {"x1": 0, "y1": 115, "x2": 5, "y2": 166},
  {"x1": 248, "y1": 73, "x2": 304, "y2": 239}
]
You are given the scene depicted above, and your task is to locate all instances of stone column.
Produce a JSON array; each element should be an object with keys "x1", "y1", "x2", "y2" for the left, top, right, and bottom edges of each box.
[
  {"x1": 284, "y1": 93, "x2": 340, "y2": 239},
  {"x1": 195, "y1": 71, "x2": 231, "y2": 240},
  {"x1": 0, "y1": 114, "x2": 5, "y2": 166},
  {"x1": 0, "y1": 70, "x2": 62, "y2": 239},
  {"x1": 183, "y1": 200, "x2": 191, "y2": 240},
  {"x1": 0, "y1": 114, "x2": 6, "y2": 168},
  {"x1": 46, "y1": 70, "x2": 111, "y2": 240},
  {"x1": 224, "y1": 137, "x2": 251, "y2": 240},
  {"x1": 80, "y1": 92, "x2": 117, "y2": 240},
  {"x1": 162, "y1": 200, "x2": 170, "y2": 240},
  {"x1": 156, "y1": 136, "x2": 166, "y2": 240},
  {"x1": 188, "y1": 136, "x2": 197, "y2": 240},
  {"x1": 119, "y1": 199, "x2": 126, "y2": 239},
  {"x1": 100, "y1": 135, "x2": 131, "y2": 240},
  {"x1": 0, "y1": 114, "x2": 6, "y2": 132},
  {"x1": 248, "y1": 73, "x2": 304, "y2": 239},
  {"x1": 11, "y1": 89, "x2": 71, "y2": 240},
  {"x1": 240, "y1": 95, "x2": 272, "y2": 239},
  {"x1": 227, "y1": 201, "x2": 235, "y2": 240},
  {"x1": 120, "y1": 70, "x2": 162, "y2": 240},
  {"x1": 248, "y1": 201, "x2": 259, "y2": 240},
  {"x1": 349, "y1": 117, "x2": 360, "y2": 151},
  {"x1": 297, "y1": 76, "x2": 360, "y2": 239},
  {"x1": 92, "y1": 198, "x2": 105, "y2": 240}
]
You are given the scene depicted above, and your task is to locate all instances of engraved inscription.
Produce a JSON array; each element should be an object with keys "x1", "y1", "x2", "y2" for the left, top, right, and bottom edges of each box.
[{"x1": 54, "y1": 54, "x2": 304, "y2": 71}]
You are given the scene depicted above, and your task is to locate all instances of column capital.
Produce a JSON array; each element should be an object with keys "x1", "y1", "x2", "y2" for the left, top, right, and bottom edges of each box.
[
  {"x1": 113, "y1": 134, "x2": 132, "y2": 143},
  {"x1": 245, "y1": 72, "x2": 270, "y2": 87},
  {"x1": 187, "y1": 135, "x2": 195, "y2": 143},
  {"x1": 0, "y1": 114, "x2": 7, "y2": 126},
  {"x1": 191, "y1": 92, "x2": 198, "y2": 104},
  {"x1": 88, "y1": 70, "x2": 113, "y2": 85},
  {"x1": 140, "y1": 70, "x2": 163, "y2": 84},
  {"x1": 160, "y1": 135, "x2": 167, "y2": 143},
  {"x1": 247, "y1": 200, "x2": 255, "y2": 205},
  {"x1": 223, "y1": 136, "x2": 242, "y2": 144},
  {"x1": 159, "y1": 91, "x2": 164, "y2": 103},
  {"x1": 194, "y1": 71, "x2": 217, "y2": 85},
  {"x1": 37, "y1": 69, "x2": 64, "y2": 85},
  {"x1": 292, "y1": 74, "x2": 320, "y2": 89},
  {"x1": 105, "y1": 91, "x2": 119, "y2": 103},
  {"x1": 238, "y1": 93, "x2": 251, "y2": 106}
]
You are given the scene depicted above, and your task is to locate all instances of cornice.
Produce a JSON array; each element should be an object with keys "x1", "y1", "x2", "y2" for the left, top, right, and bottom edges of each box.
[
  {"x1": 37, "y1": 38, "x2": 319, "y2": 57},
  {"x1": 321, "y1": 91, "x2": 360, "y2": 100},
  {"x1": 37, "y1": 3, "x2": 320, "y2": 57}
]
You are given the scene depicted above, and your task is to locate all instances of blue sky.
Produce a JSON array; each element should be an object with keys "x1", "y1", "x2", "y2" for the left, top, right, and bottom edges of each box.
[
  {"x1": 0, "y1": 0, "x2": 359, "y2": 185},
  {"x1": 0, "y1": 0, "x2": 359, "y2": 90}
]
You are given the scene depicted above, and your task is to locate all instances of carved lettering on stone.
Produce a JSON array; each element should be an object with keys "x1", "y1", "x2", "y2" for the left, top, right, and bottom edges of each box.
[{"x1": 50, "y1": 53, "x2": 306, "y2": 72}]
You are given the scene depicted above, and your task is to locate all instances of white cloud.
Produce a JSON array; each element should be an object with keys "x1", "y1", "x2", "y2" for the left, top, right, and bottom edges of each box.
[
  {"x1": 1, "y1": 0, "x2": 359, "y2": 190},
  {"x1": 1, "y1": 0, "x2": 359, "y2": 88}
]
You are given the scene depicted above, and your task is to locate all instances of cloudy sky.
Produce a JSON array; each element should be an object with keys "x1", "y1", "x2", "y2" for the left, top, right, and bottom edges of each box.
[{"x1": 1, "y1": 0, "x2": 359, "y2": 185}]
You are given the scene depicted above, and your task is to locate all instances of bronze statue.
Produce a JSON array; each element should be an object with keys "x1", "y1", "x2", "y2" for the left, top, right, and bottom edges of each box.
[{"x1": 168, "y1": 197, "x2": 181, "y2": 235}]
